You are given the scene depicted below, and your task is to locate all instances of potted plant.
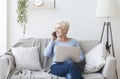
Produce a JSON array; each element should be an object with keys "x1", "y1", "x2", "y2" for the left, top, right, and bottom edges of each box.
[{"x1": 16, "y1": 0, "x2": 28, "y2": 37}]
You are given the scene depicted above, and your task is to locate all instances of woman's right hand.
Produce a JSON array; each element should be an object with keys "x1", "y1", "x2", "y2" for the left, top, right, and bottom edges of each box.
[{"x1": 52, "y1": 31, "x2": 57, "y2": 40}]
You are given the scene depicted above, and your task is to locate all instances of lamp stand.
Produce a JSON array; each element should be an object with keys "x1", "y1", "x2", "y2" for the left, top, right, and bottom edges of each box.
[{"x1": 100, "y1": 21, "x2": 118, "y2": 79}]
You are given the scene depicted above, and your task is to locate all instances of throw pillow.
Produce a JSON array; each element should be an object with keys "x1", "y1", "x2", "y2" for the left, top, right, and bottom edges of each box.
[
  {"x1": 84, "y1": 42, "x2": 106, "y2": 73},
  {"x1": 12, "y1": 47, "x2": 41, "y2": 70}
]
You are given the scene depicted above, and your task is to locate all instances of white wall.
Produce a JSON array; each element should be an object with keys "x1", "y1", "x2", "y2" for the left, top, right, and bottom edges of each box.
[
  {"x1": 8, "y1": 0, "x2": 120, "y2": 78},
  {"x1": 0, "y1": 0, "x2": 7, "y2": 53}
]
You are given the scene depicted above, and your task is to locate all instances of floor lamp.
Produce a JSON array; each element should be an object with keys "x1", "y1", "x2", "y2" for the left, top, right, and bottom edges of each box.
[{"x1": 96, "y1": 0, "x2": 119, "y2": 79}]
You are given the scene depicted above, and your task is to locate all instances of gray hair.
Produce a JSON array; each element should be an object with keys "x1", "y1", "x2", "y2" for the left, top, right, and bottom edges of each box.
[{"x1": 57, "y1": 21, "x2": 70, "y2": 32}]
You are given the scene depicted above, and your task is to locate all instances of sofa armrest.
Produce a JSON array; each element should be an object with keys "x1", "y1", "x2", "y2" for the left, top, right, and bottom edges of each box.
[
  {"x1": 102, "y1": 55, "x2": 116, "y2": 79},
  {"x1": 0, "y1": 54, "x2": 15, "y2": 79}
]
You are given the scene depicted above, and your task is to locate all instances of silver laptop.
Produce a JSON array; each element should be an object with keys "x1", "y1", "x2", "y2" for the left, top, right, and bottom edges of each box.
[{"x1": 54, "y1": 46, "x2": 81, "y2": 63}]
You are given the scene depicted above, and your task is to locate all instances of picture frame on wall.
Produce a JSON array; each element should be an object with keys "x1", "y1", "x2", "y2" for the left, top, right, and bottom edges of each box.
[{"x1": 33, "y1": 0, "x2": 56, "y2": 8}]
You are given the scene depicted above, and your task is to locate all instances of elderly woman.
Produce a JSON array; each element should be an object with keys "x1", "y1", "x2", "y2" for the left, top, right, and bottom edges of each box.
[{"x1": 44, "y1": 21, "x2": 84, "y2": 79}]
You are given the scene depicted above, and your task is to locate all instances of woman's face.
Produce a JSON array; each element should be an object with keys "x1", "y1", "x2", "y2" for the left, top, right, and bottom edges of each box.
[{"x1": 55, "y1": 24, "x2": 67, "y2": 37}]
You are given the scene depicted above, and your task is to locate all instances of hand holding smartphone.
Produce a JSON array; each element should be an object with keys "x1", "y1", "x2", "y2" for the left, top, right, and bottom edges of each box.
[{"x1": 52, "y1": 31, "x2": 57, "y2": 40}]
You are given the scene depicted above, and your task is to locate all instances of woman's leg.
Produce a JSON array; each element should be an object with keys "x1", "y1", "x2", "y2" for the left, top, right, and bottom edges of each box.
[
  {"x1": 66, "y1": 73, "x2": 72, "y2": 79},
  {"x1": 65, "y1": 61, "x2": 84, "y2": 79},
  {"x1": 50, "y1": 61, "x2": 84, "y2": 79},
  {"x1": 50, "y1": 62, "x2": 68, "y2": 77}
]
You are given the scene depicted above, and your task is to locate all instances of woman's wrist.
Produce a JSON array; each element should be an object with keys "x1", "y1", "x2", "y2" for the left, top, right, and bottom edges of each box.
[{"x1": 52, "y1": 36, "x2": 57, "y2": 41}]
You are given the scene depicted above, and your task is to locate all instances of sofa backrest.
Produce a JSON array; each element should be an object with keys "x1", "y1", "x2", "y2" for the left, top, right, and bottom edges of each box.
[
  {"x1": 10, "y1": 38, "x2": 99, "y2": 72},
  {"x1": 78, "y1": 40, "x2": 99, "y2": 54},
  {"x1": 12, "y1": 38, "x2": 99, "y2": 54}
]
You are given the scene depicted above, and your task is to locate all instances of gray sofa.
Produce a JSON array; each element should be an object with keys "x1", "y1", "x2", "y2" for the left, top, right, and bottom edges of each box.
[{"x1": 0, "y1": 38, "x2": 116, "y2": 79}]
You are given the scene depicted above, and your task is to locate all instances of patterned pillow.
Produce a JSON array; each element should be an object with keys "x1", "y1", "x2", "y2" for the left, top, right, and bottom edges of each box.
[{"x1": 12, "y1": 47, "x2": 41, "y2": 70}]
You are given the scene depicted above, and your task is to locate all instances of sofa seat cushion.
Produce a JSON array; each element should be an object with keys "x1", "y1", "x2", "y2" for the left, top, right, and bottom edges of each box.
[
  {"x1": 83, "y1": 73, "x2": 104, "y2": 79},
  {"x1": 51, "y1": 73, "x2": 104, "y2": 79},
  {"x1": 11, "y1": 69, "x2": 52, "y2": 79},
  {"x1": 11, "y1": 69, "x2": 104, "y2": 79},
  {"x1": 11, "y1": 69, "x2": 65, "y2": 79}
]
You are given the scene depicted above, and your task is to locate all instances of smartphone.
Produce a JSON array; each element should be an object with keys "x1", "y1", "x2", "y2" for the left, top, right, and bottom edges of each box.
[{"x1": 53, "y1": 32, "x2": 57, "y2": 38}]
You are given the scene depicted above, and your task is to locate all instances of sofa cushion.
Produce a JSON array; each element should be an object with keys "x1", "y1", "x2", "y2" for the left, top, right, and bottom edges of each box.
[
  {"x1": 11, "y1": 69, "x2": 52, "y2": 79},
  {"x1": 12, "y1": 47, "x2": 41, "y2": 70},
  {"x1": 84, "y1": 42, "x2": 106, "y2": 73},
  {"x1": 11, "y1": 69, "x2": 104, "y2": 79},
  {"x1": 83, "y1": 73, "x2": 104, "y2": 79}
]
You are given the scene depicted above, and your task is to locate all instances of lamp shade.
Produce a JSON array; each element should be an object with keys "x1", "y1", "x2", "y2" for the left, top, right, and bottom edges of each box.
[{"x1": 96, "y1": 0, "x2": 118, "y2": 18}]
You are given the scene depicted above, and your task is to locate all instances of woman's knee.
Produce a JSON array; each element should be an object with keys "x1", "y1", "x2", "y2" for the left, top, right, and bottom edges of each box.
[
  {"x1": 65, "y1": 60, "x2": 74, "y2": 66},
  {"x1": 66, "y1": 73, "x2": 72, "y2": 79}
]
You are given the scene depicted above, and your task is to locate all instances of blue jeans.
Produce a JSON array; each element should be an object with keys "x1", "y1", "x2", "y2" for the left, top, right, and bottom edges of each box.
[{"x1": 50, "y1": 61, "x2": 84, "y2": 79}]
